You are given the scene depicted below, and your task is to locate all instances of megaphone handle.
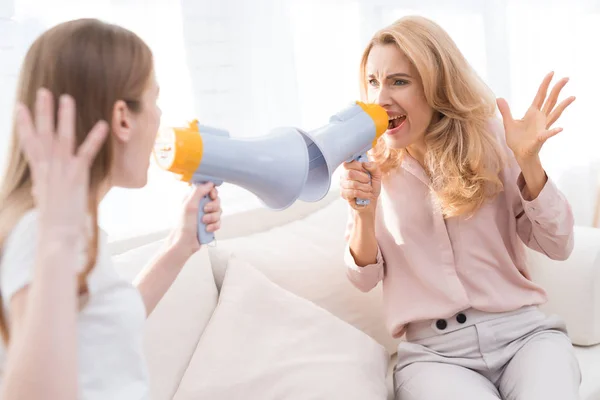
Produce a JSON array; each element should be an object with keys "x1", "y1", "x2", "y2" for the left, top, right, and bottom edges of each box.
[
  {"x1": 355, "y1": 152, "x2": 371, "y2": 206},
  {"x1": 197, "y1": 192, "x2": 215, "y2": 245}
]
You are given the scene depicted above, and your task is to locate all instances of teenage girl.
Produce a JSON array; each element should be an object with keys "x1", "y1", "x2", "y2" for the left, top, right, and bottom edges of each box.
[{"x1": 0, "y1": 18, "x2": 222, "y2": 399}]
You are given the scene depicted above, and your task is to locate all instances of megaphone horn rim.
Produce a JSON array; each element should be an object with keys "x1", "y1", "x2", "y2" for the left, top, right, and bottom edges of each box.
[{"x1": 294, "y1": 128, "x2": 334, "y2": 203}]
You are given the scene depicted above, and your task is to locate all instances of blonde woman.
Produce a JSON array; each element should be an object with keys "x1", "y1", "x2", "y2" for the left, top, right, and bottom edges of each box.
[
  {"x1": 0, "y1": 19, "x2": 221, "y2": 399},
  {"x1": 341, "y1": 16, "x2": 580, "y2": 399}
]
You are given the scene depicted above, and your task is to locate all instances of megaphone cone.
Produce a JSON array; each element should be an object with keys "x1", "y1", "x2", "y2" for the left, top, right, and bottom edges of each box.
[
  {"x1": 153, "y1": 121, "x2": 309, "y2": 244},
  {"x1": 297, "y1": 101, "x2": 388, "y2": 203}
]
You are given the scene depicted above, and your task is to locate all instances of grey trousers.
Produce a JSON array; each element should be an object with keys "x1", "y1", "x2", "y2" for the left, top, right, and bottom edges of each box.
[{"x1": 393, "y1": 306, "x2": 581, "y2": 400}]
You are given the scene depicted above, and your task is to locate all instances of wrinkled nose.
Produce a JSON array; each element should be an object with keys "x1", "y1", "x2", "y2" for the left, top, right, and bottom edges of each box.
[{"x1": 374, "y1": 86, "x2": 393, "y2": 108}]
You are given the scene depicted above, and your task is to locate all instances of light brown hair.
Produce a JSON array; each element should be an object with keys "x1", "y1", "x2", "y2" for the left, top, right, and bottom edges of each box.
[
  {"x1": 0, "y1": 18, "x2": 153, "y2": 342},
  {"x1": 361, "y1": 16, "x2": 506, "y2": 218}
]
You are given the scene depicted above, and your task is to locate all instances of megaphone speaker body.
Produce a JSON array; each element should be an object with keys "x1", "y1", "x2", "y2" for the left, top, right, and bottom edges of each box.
[
  {"x1": 153, "y1": 121, "x2": 309, "y2": 244},
  {"x1": 298, "y1": 101, "x2": 388, "y2": 204}
]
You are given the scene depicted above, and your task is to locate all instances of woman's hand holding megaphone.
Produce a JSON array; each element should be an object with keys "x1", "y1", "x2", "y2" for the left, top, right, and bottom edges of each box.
[
  {"x1": 166, "y1": 182, "x2": 222, "y2": 257},
  {"x1": 340, "y1": 160, "x2": 382, "y2": 212}
]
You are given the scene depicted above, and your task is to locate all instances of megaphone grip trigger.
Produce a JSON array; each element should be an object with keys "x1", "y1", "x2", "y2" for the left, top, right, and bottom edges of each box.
[
  {"x1": 355, "y1": 152, "x2": 371, "y2": 206},
  {"x1": 197, "y1": 192, "x2": 215, "y2": 245}
]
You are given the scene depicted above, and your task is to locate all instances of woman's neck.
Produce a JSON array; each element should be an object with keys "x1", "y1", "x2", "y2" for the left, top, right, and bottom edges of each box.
[{"x1": 406, "y1": 139, "x2": 427, "y2": 167}]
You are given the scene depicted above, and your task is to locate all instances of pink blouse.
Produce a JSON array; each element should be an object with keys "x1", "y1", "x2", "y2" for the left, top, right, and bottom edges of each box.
[{"x1": 344, "y1": 118, "x2": 574, "y2": 339}]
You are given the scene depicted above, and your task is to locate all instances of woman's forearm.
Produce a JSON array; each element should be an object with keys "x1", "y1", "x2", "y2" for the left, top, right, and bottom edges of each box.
[
  {"x1": 1, "y1": 243, "x2": 79, "y2": 400},
  {"x1": 348, "y1": 211, "x2": 379, "y2": 267},
  {"x1": 134, "y1": 241, "x2": 191, "y2": 316},
  {"x1": 516, "y1": 155, "x2": 547, "y2": 200}
]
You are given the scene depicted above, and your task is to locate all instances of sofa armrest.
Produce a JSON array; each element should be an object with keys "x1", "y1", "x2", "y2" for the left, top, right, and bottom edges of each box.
[{"x1": 526, "y1": 226, "x2": 600, "y2": 346}]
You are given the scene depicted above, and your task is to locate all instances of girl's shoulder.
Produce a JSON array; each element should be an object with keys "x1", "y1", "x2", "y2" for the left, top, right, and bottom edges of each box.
[
  {"x1": 3, "y1": 209, "x2": 39, "y2": 255},
  {"x1": 0, "y1": 209, "x2": 40, "y2": 308}
]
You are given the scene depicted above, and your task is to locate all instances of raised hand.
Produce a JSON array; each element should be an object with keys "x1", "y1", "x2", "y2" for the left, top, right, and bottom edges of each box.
[
  {"x1": 497, "y1": 71, "x2": 575, "y2": 163},
  {"x1": 16, "y1": 88, "x2": 108, "y2": 244}
]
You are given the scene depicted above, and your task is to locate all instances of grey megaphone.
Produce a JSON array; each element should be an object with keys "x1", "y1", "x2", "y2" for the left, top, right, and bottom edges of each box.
[
  {"x1": 153, "y1": 120, "x2": 309, "y2": 244},
  {"x1": 297, "y1": 101, "x2": 389, "y2": 204}
]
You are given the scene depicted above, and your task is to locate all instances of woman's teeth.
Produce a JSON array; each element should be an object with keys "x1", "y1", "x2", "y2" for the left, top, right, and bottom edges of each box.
[{"x1": 388, "y1": 115, "x2": 406, "y2": 129}]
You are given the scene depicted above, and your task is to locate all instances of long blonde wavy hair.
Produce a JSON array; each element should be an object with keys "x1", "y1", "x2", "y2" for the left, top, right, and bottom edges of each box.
[
  {"x1": 361, "y1": 16, "x2": 506, "y2": 218},
  {"x1": 0, "y1": 18, "x2": 153, "y2": 343}
]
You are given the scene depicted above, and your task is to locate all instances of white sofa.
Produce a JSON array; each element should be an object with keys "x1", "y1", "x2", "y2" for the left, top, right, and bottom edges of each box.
[{"x1": 110, "y1": 190, "x2": 600, "y2": 400}]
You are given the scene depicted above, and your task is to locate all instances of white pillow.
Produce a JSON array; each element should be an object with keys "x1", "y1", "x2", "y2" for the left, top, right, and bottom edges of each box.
[
  {"x1": 208, "y1": 198, "x2": 402, "y2": 355},
  {"x1": 112, "y1": 242, "x2": 218, "y2": 400},
  {"x1": 173, "y1": 255, "x2": 389, "y2": 400}
]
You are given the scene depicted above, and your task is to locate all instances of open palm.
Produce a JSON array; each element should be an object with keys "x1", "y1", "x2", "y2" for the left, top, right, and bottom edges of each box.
[{"x1": 497, "y1": 72, "x2": 575, "y2": 161}]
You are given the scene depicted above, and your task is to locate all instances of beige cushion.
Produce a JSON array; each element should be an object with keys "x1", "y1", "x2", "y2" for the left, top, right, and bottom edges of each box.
[
  {"x1": 112, "y1": 241, "x2": 218, "y2": 400},
  {"x1": 215, "y1": 187, "x2": 341, "y2": 240},
  {"x1": 174, "y1": 255, "x2": 389, "y2": 399},
  {"x1": 526, "y1": 226, "x2": 600, "y2": 346},
  {"x1": 209, "y1": 197, "x2": 401, "y2": 355}
]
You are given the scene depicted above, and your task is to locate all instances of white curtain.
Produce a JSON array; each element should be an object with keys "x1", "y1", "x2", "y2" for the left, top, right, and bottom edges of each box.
[{"x1": 1, "y1": 0, "x2": 598, "y2": 239}]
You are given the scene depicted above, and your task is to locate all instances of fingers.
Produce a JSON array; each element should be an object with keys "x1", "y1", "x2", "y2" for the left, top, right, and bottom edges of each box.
[
  {"x1": 362, "y1": 162, "x2": 382, "y2": 179},
  {"x1": 339, "y1": 166, "x2": 373, "y2": 198},
  {"x1": 202, "y1": 193, "x2": 222, "y2": 232},
  {"x1": 340, "y1": 161, "x2": 378, "y2": 204},
  {"x1": 342, "y1": 160, "x2": 369, "y2": 172},
  {"x1": 205, "y1": 220, "x2": 221, "y2": 233},
  {"x1": 24, "y1": 90, "x2": 110, "y2": 168},
  {"x1": 76, "y1": 120, "x2": 109, "y2": 166},
  {"x1": 202, "y1": 209, "x2": 222, "y2": 225},
  {"x1": 56, "y1": 95, "x2": 76, "y2": 157},
  {"x1": 34, "y1": 88, "x2": 55, "y2": 151},
  {"x1": 343, "y1": 168, "x2": 371, "y2": 184},
  {"x1": 496, "y1": 98, "x2": 514, "y2": 127},
  {"x1": 340, "y1": 177, "x2": 373, "y2": 193},
  {"x1": 15, "y1": 103, "x2": 41, "y2": 167},
  {"x1": 341, "y1": 188, "x2": 374, "y2": 202},
  {"x1": 204, "y1": 196, "x2": 220, "y2": 213},
  {"x1": 209, "y1": 187, "x2": 218, "y2": 200},
  {"x1": 531, "y1": 71, "x2": 554, "y2": 110},
  {"x1": 16, "y1": 103, "x2": 48, "y2": 190},
  {"x1": 542, "y1": 77, "x2": 569, "y2": 116},
  {"x1": 538, "y1": 127, "x2": 563, "y2": 143},
  {"x1": 187, "y1": 182, "x2": 215, "y2": 205},
  {"x1": 546, "y1": 96, "x2": 576, "y2": 129}
]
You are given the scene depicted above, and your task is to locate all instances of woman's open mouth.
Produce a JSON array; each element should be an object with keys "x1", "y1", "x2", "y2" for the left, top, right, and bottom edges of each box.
[{"x1": 387, "y1": 115, "x2": 406, "y2": 133}]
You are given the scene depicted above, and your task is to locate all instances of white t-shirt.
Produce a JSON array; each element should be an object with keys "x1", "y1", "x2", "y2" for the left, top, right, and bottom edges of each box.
[{"x1": 0, "y1": 210, "x2": 150, "y2": 400}]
